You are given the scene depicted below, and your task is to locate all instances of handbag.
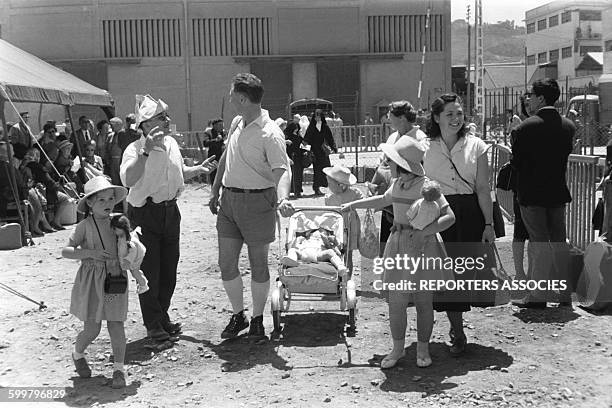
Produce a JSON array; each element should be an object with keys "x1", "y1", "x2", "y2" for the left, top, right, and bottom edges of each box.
[
  {"x1": 496, "y1": 162, "x2": 516, "y2": 191},
  {"x1": 359, "y1": 209, "x2": 379, "y2": 259},
  {"x1": 471, "y1": 242, "x2": 511, "y2": 307},
  {"x1": 93, "y1": 217, "x2": 127, "y2": 294},
  {"x1": 448, "y1": 157, "x2": 505, "y2": 238},
  {"x1": 492, "y1": 198, "x2": 506, "y2": 238},
  {"x1": 301, "y1": 149, "x2": 314, "y2": 168}
]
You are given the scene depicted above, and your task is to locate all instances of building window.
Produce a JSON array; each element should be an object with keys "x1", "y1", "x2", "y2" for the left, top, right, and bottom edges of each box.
[
  {"x1": 549, "y1": 15, "x2": 558, "y2": 27},
  {"x1": 561, "y1": 11, "x2": 571, "y2": 23},
  {"x1": 549, "y1": 49, "x2": 559, "y2": 62},
  {"x1": 562, "y1": 46, "x2": 572, "y2": 58},
  {"x1": 537, "y1": 19, "x2": 547, "y2": 31},
  {"x1": 367, "y1": 14, "x2": 445, "y2": 53},
  {"x1": 102, "y1": 19, "x2": 182, "y2": 58},
  {"x1": 526, "y1": 22, "x2": 535, "y2": 34},
  {"x1": 192, "y1": 17, "x2": 271, "y2": 56},
  {"x1": 606, "y1": 40, "x2": 612, "y2": 52},
  {"x1": 579, "y1": 10, "x2": 602, "y2": 21},
  {"x1": 527, "y1": 55, "x2": 536, "y2": 65},
  {"x1": 537, "y1": 52, "x2": 547, "y2": 64},
  {"x1": 580, "y1": 45, "x2": 603, "y2": 56}
]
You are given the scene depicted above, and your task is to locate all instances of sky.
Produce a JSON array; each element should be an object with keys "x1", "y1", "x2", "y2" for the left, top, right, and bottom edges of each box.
[{"x1": 451, "y1": 0, "x2": 555, "y2": 25}]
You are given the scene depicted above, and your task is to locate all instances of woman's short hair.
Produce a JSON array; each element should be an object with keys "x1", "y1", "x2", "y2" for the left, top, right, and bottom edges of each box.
[
  {"x1": 96, "y1": 120, "x2": 109, "y2": 131},
  {"x1": 388, "y1": 100, "x2": 417, "y2": 122},
  {"x1": 232, "y1": 73, "x2": 264, "y2": 104},
  {"x1": 426, "y1": 93, "x2": 467, "y2": 139}
]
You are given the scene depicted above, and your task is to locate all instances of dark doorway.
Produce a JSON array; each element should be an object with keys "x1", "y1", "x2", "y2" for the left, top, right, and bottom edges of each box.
[{"x1": 317, "y1": 60, "x2": 359, "y2": 125}]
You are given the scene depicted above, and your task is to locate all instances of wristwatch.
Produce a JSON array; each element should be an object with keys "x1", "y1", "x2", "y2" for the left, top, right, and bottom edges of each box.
[{"x1": 139, "y1": 148, "x2": 149, "y2": 157}]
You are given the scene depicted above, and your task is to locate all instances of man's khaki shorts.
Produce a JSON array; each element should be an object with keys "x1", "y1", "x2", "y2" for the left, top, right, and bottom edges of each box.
[{"x1": 216, "y1": 187, "x2": 277, "y2": 245}]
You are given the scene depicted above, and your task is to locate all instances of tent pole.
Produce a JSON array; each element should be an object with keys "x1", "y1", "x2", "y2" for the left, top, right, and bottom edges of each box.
[
  {"x1": 65, "y1": 106, "x2": 84, "y2": 167},
  {"x1": 1, "y1": 99, "x2": 30, "y2": 245}
]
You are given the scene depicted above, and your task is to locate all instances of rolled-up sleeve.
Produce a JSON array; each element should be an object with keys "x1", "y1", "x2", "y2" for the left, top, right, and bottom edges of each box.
[
  {"x1": 120, "y1": 141, "x2": 139, "y2": 187},
  {"x1": 265, "y1": 131, "x2": 290, "y2": 171}
]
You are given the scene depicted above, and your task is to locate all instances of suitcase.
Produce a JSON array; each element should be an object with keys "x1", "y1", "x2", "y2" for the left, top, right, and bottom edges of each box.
[
  {"x1": 0, "y1": 223, "x2": 22, "y2": 250},
  {"x1": 575, "y1": 236, "x2": 612, "y2": 310}
]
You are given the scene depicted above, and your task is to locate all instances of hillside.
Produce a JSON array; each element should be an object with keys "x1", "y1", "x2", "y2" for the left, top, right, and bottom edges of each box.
[{"x1": 452, "y1": 19, "x2": 526, "y2": 65}]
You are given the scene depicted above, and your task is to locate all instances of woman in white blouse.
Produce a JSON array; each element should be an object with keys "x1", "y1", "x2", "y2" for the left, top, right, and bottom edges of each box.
[{"x1": 423, "y1": 94, "x2": 495, "y2": 356}]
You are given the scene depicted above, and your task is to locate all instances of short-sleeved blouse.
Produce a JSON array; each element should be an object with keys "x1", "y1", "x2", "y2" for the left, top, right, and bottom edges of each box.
[{"x1": 423, "y1": 135, "x2": 490, "y2": 195}]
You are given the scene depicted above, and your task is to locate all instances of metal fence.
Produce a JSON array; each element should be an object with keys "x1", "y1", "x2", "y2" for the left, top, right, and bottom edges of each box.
[
  {"x1": 483, "y1": 84, "x2": 611, "y2": 149},
  {"x1": 488, "y1": 142, "x2": 600, "y2": 250}
]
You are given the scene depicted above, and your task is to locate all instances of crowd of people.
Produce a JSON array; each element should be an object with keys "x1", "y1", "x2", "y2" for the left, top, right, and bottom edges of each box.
[{"x1": 0, "y1": 75, "x2": 578, "y2": 389}]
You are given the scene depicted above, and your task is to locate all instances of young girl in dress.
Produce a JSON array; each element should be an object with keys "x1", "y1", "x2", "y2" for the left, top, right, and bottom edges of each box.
[
  {"x1": 323, "y1": 166, "x2": 363, "y2": 270},
  {"x1": 341, "y1": 136, "x2": 456, "y2": 368},
  {"x1": 62, "y1": 176, "x2": 129, "y2": 388}
]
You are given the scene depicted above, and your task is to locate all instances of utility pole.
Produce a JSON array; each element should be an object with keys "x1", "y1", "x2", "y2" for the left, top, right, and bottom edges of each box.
[
  {"x1": 474, "y1": 0, "x2": 485, "y2": 135},
  {"x1": 466, "y1": 5, "x2": 472, "y2": 118}
]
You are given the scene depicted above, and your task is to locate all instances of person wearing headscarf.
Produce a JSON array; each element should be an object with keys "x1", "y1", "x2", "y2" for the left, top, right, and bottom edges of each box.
[{"x1": 304, "y1": 109, "x2": 336, "y2": 196}]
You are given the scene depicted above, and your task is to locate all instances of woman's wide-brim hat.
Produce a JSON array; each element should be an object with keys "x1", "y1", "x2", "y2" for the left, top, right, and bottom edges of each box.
[
  {"x1": 379, "y1": 136, "x2": 425, "y2": 176},
  {"x1": 77, "y1": 176, "x2": 128, "y2": 214},
  {"x1": 57, "y1": 139, "x2": 73, "y2": 152},
  {"x1": 323, "y1": 166, "x2": 356, "y2": 185},
  {"x1": 135, "y1": 94, "x2": 169, "y2": 128}
]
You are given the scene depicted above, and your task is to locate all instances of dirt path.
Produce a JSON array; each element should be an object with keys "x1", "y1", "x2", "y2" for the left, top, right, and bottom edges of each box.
[{"x1": 1, "y1": 184, "x2": 611, "y2": 408}]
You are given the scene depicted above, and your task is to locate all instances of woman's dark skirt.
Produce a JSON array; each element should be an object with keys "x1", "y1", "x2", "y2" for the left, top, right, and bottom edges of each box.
[
  {"x1": 312, "y1": 153, "x2": 331, "y2": 189},
  {"x1": 433, "y1": 193, "x2": 487, "y2": 312}
]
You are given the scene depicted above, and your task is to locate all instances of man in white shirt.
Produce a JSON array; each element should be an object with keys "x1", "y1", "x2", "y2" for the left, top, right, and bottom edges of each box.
[
  {"x1": 120, "y1": 95, "x2": 217, "y2": 341},
  {"x1": 209, "y1": 73, "x2": 294, "y2": 340}
]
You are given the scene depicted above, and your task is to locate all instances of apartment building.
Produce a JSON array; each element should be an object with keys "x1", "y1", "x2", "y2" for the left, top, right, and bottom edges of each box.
[{"x1": 525, "y1": 0, "x2": 609, "y2": 84}]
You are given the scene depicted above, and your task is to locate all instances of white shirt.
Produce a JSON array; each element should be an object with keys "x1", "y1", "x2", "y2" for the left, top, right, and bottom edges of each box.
[
  {"x1": 423, "y1": 135, "x2": 490, "y2": 195},
  {"x1": 120, "y1": 135, "x2": 185, "y2": 207},
  {"x1": 222, "y1": 109, "x2": 290, "y2": 189}
]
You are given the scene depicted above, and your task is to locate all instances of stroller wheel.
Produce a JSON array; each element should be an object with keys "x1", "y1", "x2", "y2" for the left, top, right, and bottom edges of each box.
[
  {"x1": 272, "y1": 310, "x2": 282, "y2": 333},
  {"x1": 346, "y1": 279, "x2": 357, "y2": 309},
  {"x1": 271, "y1": 284, "x2": 282, "y2": 312},
  {"x1": 348, "y1": 308, "x2": 356, "y2": 328}
]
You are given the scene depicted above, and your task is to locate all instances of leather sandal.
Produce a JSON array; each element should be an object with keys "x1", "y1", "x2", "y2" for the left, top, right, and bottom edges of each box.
[{"x1": 380, "y1": 351, "x2": 405, "y2": 369}]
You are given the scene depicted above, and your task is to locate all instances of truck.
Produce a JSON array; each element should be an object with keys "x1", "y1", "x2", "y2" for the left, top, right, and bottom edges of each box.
[{"x1": 565, "y1": 87, "x2": 612, "y2": 153}]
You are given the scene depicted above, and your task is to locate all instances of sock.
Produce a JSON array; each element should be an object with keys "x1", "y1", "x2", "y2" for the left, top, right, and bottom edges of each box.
[
  {"x1": 222, "y1": 276, "x2": 244, "y2": 314},
  {"x1": 72, "y1": 351, "x2": 85, "y2": 360},
  {"x1": 251, "y1": 280, "x2": 270, "y2": 317},
  {"x1": 113, "y1": 362, "x2": 125, "y2": 373}
]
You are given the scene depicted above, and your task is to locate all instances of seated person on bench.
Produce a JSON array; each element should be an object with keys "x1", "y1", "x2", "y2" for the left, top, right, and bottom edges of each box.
[{"x1": 281, "y1": 213, "x2": 348, "y2": 275}]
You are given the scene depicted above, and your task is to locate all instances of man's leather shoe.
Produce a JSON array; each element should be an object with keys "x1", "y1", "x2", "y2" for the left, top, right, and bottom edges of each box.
[
  {"x1": 162, "y1": 321, "x2": 182, "y2": 335},
  {"x1": 147, "y1": 326, "x2": 170, "y2": 341},
  {"x1": 511, "y1": 298, "x2": 547, "y2": 309}
]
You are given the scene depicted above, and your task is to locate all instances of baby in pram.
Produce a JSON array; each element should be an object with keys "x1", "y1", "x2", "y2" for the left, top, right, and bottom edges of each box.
[{"x1": 280, "y1": 213, "x2": 349, "y2": 275}]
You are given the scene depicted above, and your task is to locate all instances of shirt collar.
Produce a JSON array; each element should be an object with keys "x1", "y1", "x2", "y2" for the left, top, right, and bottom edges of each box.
[{"x1": 243, "y1": 109, "x2": 269, "y2": 129}]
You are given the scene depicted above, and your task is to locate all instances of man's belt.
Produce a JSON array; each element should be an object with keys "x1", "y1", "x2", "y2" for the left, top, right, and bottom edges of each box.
[
  {"x1": 222, "y1": 185, "x2": 272, "y2": 194},
  {"x1": 146, "y1": 197, "x2": 177, "y2": 207}
]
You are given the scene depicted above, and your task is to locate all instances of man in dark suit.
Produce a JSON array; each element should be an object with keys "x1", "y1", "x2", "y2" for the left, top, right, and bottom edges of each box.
[
  {"x1": 70, "y1": 116, "x2": 93, "y2": 158},
  {"x1": 511, "y1": 78, "x2": 574, "y2": 308}
]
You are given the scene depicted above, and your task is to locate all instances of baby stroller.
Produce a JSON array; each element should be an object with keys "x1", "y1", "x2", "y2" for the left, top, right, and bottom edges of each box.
[{"x1": 270, "y1": 206, "x2": 357, "y2": 333}]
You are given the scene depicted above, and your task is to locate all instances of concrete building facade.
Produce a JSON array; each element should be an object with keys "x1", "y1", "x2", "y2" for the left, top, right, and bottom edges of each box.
[
  {"x1": 0, "y1": 0, "x2": 451, "y2": 130},
  {"x1": 525, "y1": 0, "x2": 608, "y2": 84}
]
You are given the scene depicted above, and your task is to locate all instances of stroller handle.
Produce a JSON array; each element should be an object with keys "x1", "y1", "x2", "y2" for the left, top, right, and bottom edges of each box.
[{"x1": 292, "y1": 206, "x2": 343, "y2": 212}]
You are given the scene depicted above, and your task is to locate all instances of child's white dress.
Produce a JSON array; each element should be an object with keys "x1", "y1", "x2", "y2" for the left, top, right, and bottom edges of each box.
[
  {"x1": 69, "y1": 217, "x2": 128, "y2": 322},
  {"x1": 325, "y1": 187, "x2": 363, "y2": 250}
]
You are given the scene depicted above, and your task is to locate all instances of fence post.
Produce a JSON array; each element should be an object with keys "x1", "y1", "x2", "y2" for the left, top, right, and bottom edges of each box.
[{"x1": 603, "y1": 179, "x2": 612, "y2": 238}]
